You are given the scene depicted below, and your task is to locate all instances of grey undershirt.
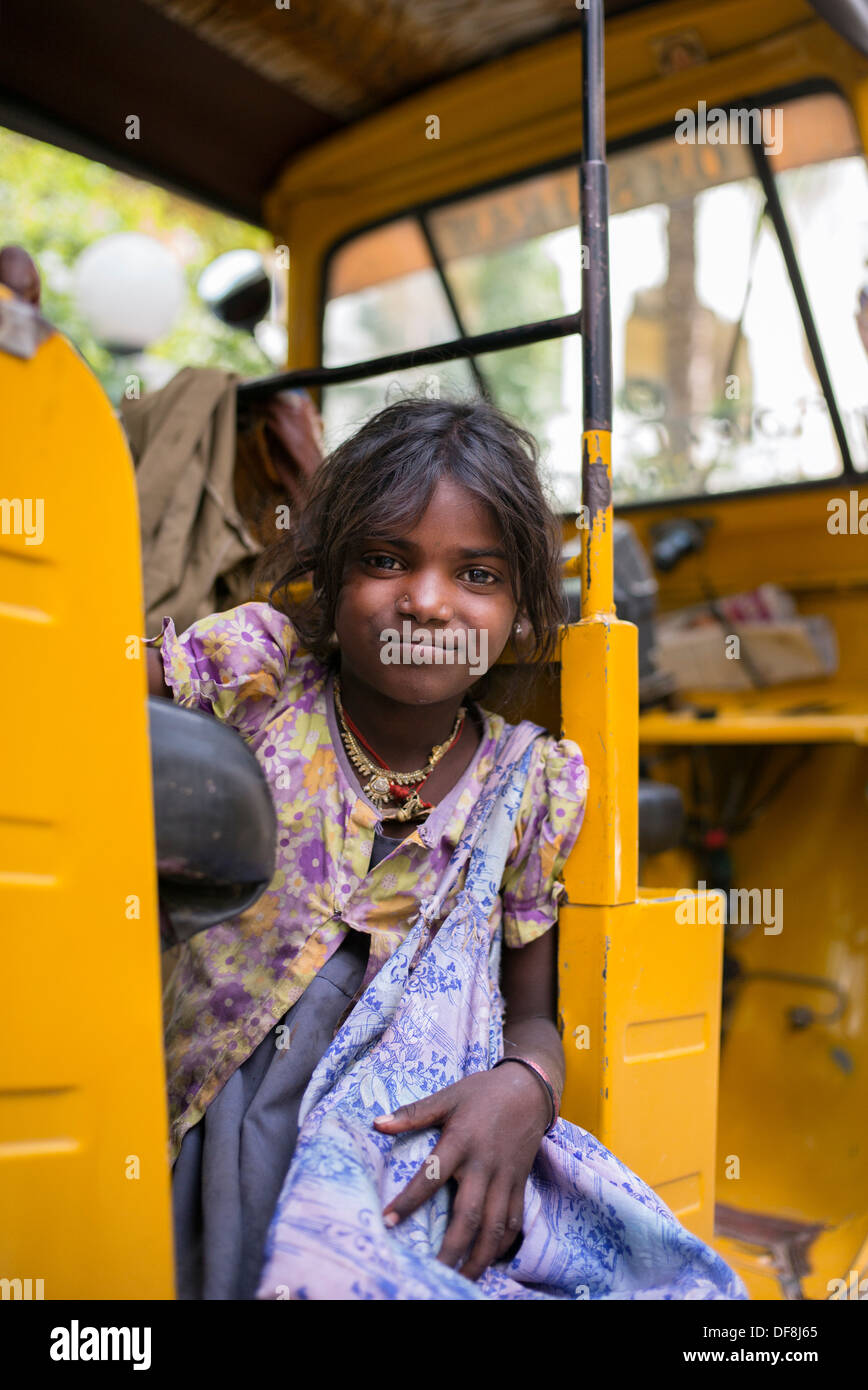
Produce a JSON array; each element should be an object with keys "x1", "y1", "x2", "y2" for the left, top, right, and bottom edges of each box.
[{"x1": 171, "y1": 825, "x2": 410, "y2": 1299}]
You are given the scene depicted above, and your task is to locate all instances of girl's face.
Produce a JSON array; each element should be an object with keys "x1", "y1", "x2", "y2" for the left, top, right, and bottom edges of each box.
[{"x1": 334, "y1": 476, "x2": 519, "y2": 707}]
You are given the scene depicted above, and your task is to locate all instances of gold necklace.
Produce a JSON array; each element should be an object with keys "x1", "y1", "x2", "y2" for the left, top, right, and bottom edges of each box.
[{"x1": 333, "y1": 676, "x2": 465, "y2": 822}]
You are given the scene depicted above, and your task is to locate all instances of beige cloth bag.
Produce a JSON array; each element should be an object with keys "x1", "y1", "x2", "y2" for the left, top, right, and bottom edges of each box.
[{"x1": 121, "y1": 367, "x2": 262, "y2": 636}]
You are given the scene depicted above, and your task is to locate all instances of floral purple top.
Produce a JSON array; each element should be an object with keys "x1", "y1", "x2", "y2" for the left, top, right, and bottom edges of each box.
[{"x1": 155, "y1": 601, "x2": 589, "y2": 1160}]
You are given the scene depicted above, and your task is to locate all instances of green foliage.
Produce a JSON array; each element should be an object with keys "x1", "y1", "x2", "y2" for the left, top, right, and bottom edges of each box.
[
  {"x1": 448, "y1": 240, "x2": 565, "y2": 440},
  {"x1": 0, "y1": 127, "x2": 274, "y2": 401}
]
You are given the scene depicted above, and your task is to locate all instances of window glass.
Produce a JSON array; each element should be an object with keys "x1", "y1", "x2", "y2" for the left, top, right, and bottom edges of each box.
[
  {"x1": 427, "y1": 171, "x2": 581, "y2": 334},
  {"x1": 321, "y1": 92, "x2": 863, "y2": 506},
  {"x1": 770, "y1": 95, "x2": 868, "y2": 471},
  {"x1": 611, "y1": 176, "x2": 840, "y2": 503},
  {"x1": 323, "y1": 218, "x2": 457, "y2": 367}
]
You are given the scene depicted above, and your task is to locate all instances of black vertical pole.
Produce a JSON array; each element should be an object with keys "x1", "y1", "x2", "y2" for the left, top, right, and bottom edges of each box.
[
  {"x1": 581, "y1": 0, "x2": 612, "y2": 436},
  {"x1": 580, "y1": 0, "x2": 615, "y2": 618}
]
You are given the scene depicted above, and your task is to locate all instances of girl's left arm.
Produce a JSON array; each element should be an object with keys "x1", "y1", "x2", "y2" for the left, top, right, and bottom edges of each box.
[
  {"x1": 373, "y1": 926, "x2": 563, "y2": 1282},
  {"x1": 500, "y1": 923, "x2": 565, "y2": 1117}
]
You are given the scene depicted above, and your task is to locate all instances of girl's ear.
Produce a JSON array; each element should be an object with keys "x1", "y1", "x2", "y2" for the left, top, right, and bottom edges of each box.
[{"x1": 510, "y1": 611, "x2": 534, "y2": 663}]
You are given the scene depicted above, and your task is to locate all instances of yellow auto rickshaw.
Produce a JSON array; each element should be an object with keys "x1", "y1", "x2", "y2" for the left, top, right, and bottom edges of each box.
[{"x1": 1, "y1": 0, "x2": 867, "y2": 1303}]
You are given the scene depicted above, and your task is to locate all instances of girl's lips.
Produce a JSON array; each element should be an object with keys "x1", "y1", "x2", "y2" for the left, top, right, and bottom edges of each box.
[
  {"x1": 398, "y1": 640, "x2": 463, "y2": 660},
  {"x1": 368, "y1": 624, "x2": 488, "y2": 673}
]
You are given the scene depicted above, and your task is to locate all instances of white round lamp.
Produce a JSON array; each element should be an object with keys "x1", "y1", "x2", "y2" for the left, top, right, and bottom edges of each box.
[{"x1": 74, "y1": 233, "x2": 185, "y2": 352}]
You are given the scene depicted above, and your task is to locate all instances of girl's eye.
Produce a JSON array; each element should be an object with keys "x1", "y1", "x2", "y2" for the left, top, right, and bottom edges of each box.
[
  {"x1": 361, "y1": 554, "x2": 498, "y2": 585},
  {"x1": 364, "y1": 553, "x2": 404, "y2": 571}
]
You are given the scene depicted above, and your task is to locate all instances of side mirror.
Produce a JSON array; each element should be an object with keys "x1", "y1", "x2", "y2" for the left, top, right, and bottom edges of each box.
[
  {"x1": 196, "y1": 249, "x2": 271, "y2": 332},
  {"x1": 148, "y1": 698, "x2": 277, "y2": 947}
]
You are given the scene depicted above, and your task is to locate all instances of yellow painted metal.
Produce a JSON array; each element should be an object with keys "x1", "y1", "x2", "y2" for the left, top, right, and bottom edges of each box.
[
  {"x1": 626, "y1": 468, "x2": 868, "y2": 1294},
  {"x1": 632, "y1": 471, "x2": 868, "y2": 1294},
  {"x1": 628, "y1": 483, "x2": 868, "y2": 620},
  {"x1": 560, "y1": 618, "x2": 638, "y2": 907},
  {"x1": 558, "y1": 431, "x2": 722, "y2": 1241},
  {"x1": 559, "y1": 892, "x2": 725, "y2": 1244},
  {"x1": 557, "y1": 614, "x2": 722, "y2": 1243},
  {"x1": 708, "y1": 745, "x2": 868, "y2": 1300},
  {"x1": 0, "y1": 291, "x2": 175, "y2": 1298},
  {"x1": 639, "y1": 685, "x2": 868, "y2": 746},
  {"x1": 640, "y1": 701, "x2": 868, "y2": 1292}
]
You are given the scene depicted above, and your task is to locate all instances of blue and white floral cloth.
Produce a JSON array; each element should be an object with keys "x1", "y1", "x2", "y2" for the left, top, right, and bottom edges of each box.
[{"x1": 256, "y1": 725, "x2": 749, "y2": 1301}]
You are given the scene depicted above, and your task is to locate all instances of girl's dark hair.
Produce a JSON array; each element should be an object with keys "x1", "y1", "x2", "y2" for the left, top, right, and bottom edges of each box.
[{"x1": 254, "y1": 395, "x2": 567, "y2": 675}]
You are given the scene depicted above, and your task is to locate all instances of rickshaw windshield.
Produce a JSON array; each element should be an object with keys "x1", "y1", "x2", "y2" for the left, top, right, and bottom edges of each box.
[{"x1": 322, "y1": 88, "x2": 868, "y2": 511}]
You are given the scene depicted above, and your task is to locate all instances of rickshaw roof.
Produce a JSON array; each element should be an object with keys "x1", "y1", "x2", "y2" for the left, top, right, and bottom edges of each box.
[{"x1": 0, "y1": 0, "x2": 691, "y2": 224}]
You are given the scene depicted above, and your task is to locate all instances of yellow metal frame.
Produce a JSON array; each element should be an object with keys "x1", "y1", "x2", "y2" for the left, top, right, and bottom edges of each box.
[{"x1": 0, "y1": 289, "x2": 175, "y2": 1298}]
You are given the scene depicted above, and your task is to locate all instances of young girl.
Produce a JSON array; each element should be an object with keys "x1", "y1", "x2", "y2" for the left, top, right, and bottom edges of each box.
[{"x1": 150, "y1": 396, "x2": 747, "y2": 1302}]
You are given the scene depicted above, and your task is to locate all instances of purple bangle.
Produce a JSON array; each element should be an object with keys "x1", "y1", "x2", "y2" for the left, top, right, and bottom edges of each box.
[{"x1": 492, "y1": 1055, "x2": 560, "y2": 1134}]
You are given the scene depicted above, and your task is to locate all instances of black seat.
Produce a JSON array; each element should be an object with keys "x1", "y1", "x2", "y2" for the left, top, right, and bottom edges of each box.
[
  {"x1": 638, "y1": 779, "x2": 684, "y2": 857},
  {"x1": 148, "y1": 698, "x2": 277, "y2": 946}
]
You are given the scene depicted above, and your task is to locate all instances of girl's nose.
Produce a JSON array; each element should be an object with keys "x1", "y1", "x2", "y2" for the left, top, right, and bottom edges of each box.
[{"x1": 395, "y1": 576, "x2": 453, "y2": 625}]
